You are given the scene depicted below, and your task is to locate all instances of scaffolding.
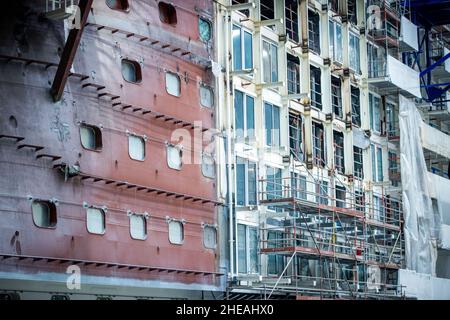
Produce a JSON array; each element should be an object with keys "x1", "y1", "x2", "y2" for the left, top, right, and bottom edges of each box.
[{"x1": 253, "y1": 168, "x2": 404, "y2": 299}]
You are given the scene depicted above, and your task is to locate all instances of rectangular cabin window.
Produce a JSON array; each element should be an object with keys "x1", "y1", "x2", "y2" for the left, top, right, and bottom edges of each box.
[
  {"x1": 264, "y1": 102, "x2": 280, "y2": 147},
  {"x1": 128, "y1": 135, "x2": 145, "y2": 161},
  {"x1": 369, "y1": 93, "x2": 382, "y2": 133},
  {"x1": 232, "y1": 25, "x2": 253, "y2": 71},
  {"x1": 121, "y1": 59, "x2": 141, "y2": 83},
  {"x1": 329, "y1": 20, "x2": 343, "y2": 63},
  {"x1": 234, "y1": 90, "x2": 255, "y2": 139},
  {"x1": 202, "y1": 153, "x2": 215, "y2": 179},
  {"x1": 80, "y1": 124, "x2": 102, "y2": 151},
  {"x1": 351, "y1": 86, "x2": 361, "y2": 127},
  {"x1": 200, "y1": 85, "x2": 214, "y2": 108},
  {"x1": 349, "y1": 32, "x2": 360, "y2": 72},
  {"x1": 285, "y1": 0, "x2": 299, "y2": 42},
  {"x1": 291, "y1": 172, "x2": 307, "y2": 200},
  {"x1": 287, "y1": 54, "x2": 300, "y2": 94},
  {"x1": 335, "y1": 185, "x2": 346, "y2": 208},
  {"x1": 289, "y1": 113, "x2": 303, "y2": 161},
  {"x1": 371, "y1": 144, "x2": 383, "y2": 182},
  {"x1": 236, "y1": 157, "x2": 257, "y2": 206},
  {"x1": 262, "y1": 40, "x2": 278, "y2": 83},
  {"x1": 308, "y1": 10, "x2": 321, "y2": 54},
  {"x1": 130, "y1": 214, "x2": 147, "y2": 240},
  {"x1": 32, "y1": 200, "x2": 57, "y2": 228},
  {"x1": 87, "y1": 208, "x2": 105, "y2": 235},
  {"x1": 237, "y1": 224, "x2": 259, "y2": 274},
  {"x1": 310, "y1": 65, "x2": 322, "y2": 109},
  {"x1": 165, "y1": 72, "x2": 181, "y2": 97},
  {"x1": 167, "y1": 144, "x2": 183, "y2": 170},
  {"x1": 316, "y1": 180, "x2": 329, "y2": 205},
  {"x1": 355, "y1": 190, "x2": 365, "y2": 212},
  {"x1": 266, "y1": 166, "x2": 282, "y2": 202},
  {"x1": 267, "y1": 231, "x2": 285, "y2": 275},
  {"x1": 331, "y1": 76, "x2": 343, "y2": 118},
  {"x1": 333, "y1": 130, "x2": 345, "y2": 174},
  {"x1": 203, "y1": 225, "x2": 217, "y2": 249},
  {"x1": 354, "y1": 146, "x2": 364, "y2": 179},
  {"x1": 313, "y1": 122, "x2": 325, "y2": 167},
  {"x1": 168, "y1": 220, "x2": 184, "y2": 244}
]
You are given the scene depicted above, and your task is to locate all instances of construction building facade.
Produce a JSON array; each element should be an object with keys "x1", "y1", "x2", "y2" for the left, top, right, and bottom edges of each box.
[
  {"x1": 215, "y1": 0, "x2": 450, "y2": 300},
  {"x1": 0, "y1": 0, "x2": 450, "y2": 300}
]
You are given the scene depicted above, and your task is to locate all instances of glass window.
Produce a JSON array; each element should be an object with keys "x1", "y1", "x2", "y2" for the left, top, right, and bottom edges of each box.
[
  {"x1": 237, "y1": 224, "x2": 258, "y2": 274},
  {"x1": 287, "y1": 54, "x2": 300, "y2": 94},
  {"x1": 264, "y1": 102, "x2": 280, "y2": 147},
  {"x1": 167, "y1": 144, "x2": 182, "y2": 170},
  {"x1": 236, "y1": 157, "x2": 257, "y2": 206},
  {"x1": 32, "y1": 200, "x2": 57, "y2": 228},
  {"x1": 289, "y1": 113, "x2": 303, "y2": 161},
  {"x1": 329, "y1": 20, "x2": 343, "y2": 63},
  {"x1": 310, "y1": 65, "x2": 322, "y2": 109},
  {"x1": 130, "y1": 214, "x2": 147, "y2": 240},
  {"x1": 237, "y1": 224, "x2": 247, "y2": 273},
  {"x1": 199, "y1": 18, "x2": 212, "y2": 42},
  {"x1": 248, "y1": 227, "x2": 258, "y2": 273},
  {"x1": 168, "y1": 221, "x2": 184, "y2": 244},
  {"x1": 128, "y1": 135, "x2": 145, "y2": 161},
  {"x1": 308, "y1": 11, "x2": 321, "y2": 54},
  {"x1": 121, "y1": 59, "x2": 141, "y2": 83},
  {"x1": 331, "y1": 76, "x2": 342, "y2": 118},
  {"x1": 165, "y1": 72, "x2": 181, "y2": 97},
  {"x1": 377, "y1": 147, "x2": 383, "y2": 182},
  {"x1": 316, "y1": 180, "x2": 328, "y2": 205},
  {"x1": 285, "y1": 1, "x2": 299, "y2": 42},
  {"x1": 371, "y1": 144, "x2": 383, "y2": 182},
  {"x1": 291, "y1": 172, "x2": 307, "y2": 200},
  {"x1": 351, "y1": 86, "x2": 361, "y2": 127},
  {"x1": 266, "y1": 166, "x2": 282, "y2": 201},
  {"x1": 369, "y1": 93, "x2": 382, "y2": 133},
  {"x1": 355, "y1": 190, "x2": 365, "y2": 212},
  {"x1": 233, "y1": 25, "x2": 253, "y2": 71},
  {"x1": 234, "y1": 90, "x2": 255, "y2": 139},
  {"x1": 333, "y1": 131, "x2": 345, "y2": 174},
  {"x1": 87, "y1": 208, "x2": 105, "y2": 235},
  {"x1": 267, "y1": 231, "x2": 284, "y2": 275},
  {"x1": 106, "y1": 0, "x2": 129, "y2": 11},
  {"x1": 262, "y1": 40, "x2": 278, "y2": 83},
  {"x1": 202, "y1": 153, "x2": 215, "y2": 179},
  {"x1": 336, "y1": 185, "x2": 346, "y2": 208},
  {"x1": 203, "y1": 226, "x2": 217, "y2": 249},
  {"x1": 349, "y1": 32, "x2": 360, "y2": 72},
  {"x1": 354, "y1": 146, "x2": 364, "y2": 179},
  {"x1": 80, "y1": 125, "x2": 102, "y2": 151},
  {"x1": 313, "y1": 122, "x2": 325, "y2": 167},
  {"x1": 200, "y1": 85, "x2": 214, "y2": 108},
  {"x1": 158, "y1": 2, "x2": 177, "y2": 25}
]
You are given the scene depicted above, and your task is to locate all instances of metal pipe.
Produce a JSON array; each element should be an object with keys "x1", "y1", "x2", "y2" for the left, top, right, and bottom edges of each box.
[{"x1": 224, "y1": 8, "x2": 235, "y2": 278}]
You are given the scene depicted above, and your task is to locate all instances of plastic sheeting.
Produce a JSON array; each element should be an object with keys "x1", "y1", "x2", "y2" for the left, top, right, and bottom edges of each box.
[{"x1": 399, "y1": 96, "x2": 438, "y2": 276}]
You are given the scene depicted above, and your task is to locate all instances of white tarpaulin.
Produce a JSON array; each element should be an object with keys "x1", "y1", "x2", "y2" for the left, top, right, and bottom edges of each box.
[{"x1": 399, "y1": 96, "x2": 438, "y2": 276}]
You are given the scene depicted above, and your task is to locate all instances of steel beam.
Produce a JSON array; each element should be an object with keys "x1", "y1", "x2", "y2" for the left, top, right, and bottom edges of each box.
[{"x1": 50, "y1": 0, "x2": 93, "y2": 102}]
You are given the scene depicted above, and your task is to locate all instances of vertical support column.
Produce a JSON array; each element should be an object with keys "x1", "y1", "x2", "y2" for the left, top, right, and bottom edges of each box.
[
  {"x1": 275, "y1": 0, "x2": 290, "y2": 158},
  {"x1": 299, "y1": 0, "x2": 313, "y2": 168},
  {"x1": 340, "y1": 0, "x2": 354, "y2": 177},
  {"x1": 320, "y1": 2, "x2": 333, "y2": 172},
  {"x1": 357, "y1": 0, "x2": 370, "y2": 194},
  {"x1": 252, "y1": 0, "x2": 267, "y2": 279}
]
